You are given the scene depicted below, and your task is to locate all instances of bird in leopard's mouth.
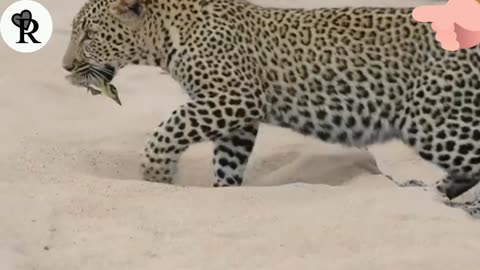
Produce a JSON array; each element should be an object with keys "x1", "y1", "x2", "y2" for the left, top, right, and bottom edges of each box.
[{"x1": 65, "y1": 63, "x2": 122, "y2": 106}]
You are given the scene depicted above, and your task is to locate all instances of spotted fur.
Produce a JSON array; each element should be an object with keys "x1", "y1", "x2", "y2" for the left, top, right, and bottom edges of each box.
[{"x1": 63, "y1": 0, "x2": 480, "y2": 217}]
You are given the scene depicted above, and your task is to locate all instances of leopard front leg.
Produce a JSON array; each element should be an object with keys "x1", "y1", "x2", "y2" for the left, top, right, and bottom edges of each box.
[
  {"x1": 141, "y1": 101, "x2": 262, "y2": 184},
  {"x1": 213, "y1": 123, "x2": 259, "y2": 187},
  {"x1": 141, "y1": 118, "x2": 189, "y2": 184}
]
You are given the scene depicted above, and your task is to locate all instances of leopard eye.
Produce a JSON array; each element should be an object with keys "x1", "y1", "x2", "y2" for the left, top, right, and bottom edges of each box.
[{"x1": 83, "y1": 29, "x2": 96, "y2": 41}]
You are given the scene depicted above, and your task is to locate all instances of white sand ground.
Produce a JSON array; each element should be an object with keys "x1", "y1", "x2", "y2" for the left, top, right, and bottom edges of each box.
[{"x1": 1, "y1": 0, "x2": 480, "y2": 269}]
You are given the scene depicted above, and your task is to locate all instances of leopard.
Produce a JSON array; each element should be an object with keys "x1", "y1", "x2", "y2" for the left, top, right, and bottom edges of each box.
[{"x1": 62, "y1": 0, "x2": 480, "y2": 218}]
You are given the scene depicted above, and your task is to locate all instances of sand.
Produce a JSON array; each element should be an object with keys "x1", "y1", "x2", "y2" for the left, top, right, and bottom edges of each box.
[{"x1": 1, "y1": 0, "x2": 479, "y2": 269}]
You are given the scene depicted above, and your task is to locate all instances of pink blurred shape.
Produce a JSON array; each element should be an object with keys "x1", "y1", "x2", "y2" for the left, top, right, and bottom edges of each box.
[{"x1": 412, "y1": 0, "x2": 480, "y2": 51}]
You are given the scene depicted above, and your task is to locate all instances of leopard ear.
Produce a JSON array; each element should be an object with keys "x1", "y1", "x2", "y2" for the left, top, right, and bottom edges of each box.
[{"x1": 110, "y1": 0, "x2": 146, "y2": 24}]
